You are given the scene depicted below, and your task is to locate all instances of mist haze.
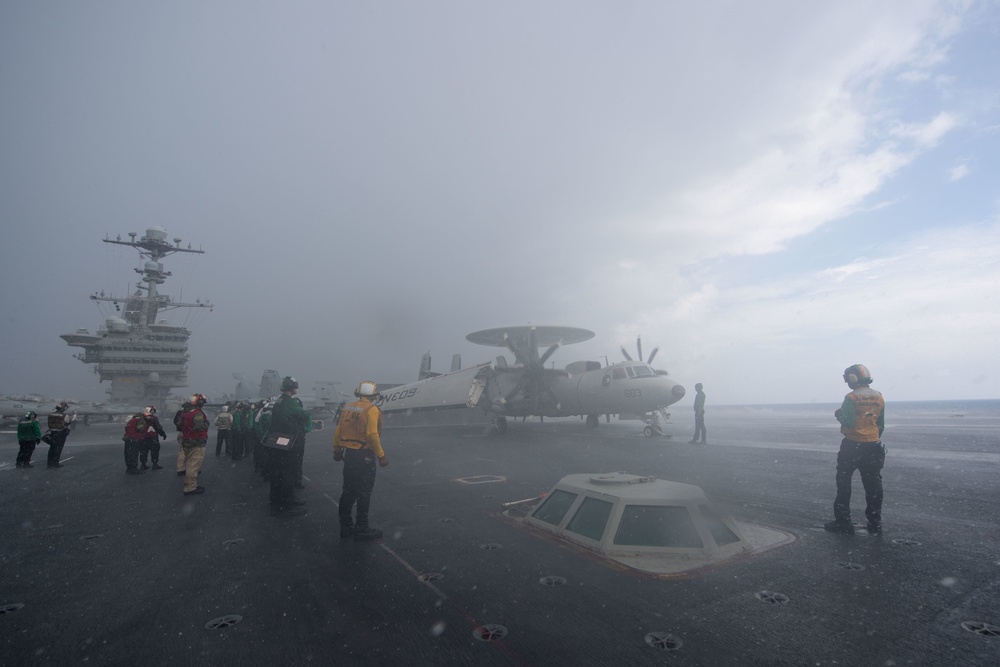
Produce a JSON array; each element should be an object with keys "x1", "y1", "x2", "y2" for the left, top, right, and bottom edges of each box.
[{"x1": 2, "y1": 1, "x2": 998, "y2": 406}]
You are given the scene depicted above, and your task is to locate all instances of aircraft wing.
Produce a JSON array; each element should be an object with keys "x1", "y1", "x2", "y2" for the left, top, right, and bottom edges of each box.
[{"x1": 376, "y1": 363, "x2": 492, "y2": 415}]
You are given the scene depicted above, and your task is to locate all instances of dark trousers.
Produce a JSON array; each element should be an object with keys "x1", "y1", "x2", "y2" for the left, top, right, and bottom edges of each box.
[
  {"x1": 216, "y1": 429, "x2": 230, "y2": 456},
  {"x1": 139, "y1": 437, "x2": 160, "y2": 465},
  {"x1": 268, "y1": 448, "x2": 298, "y2": 506},
  {"x1": 124, "y1": 439, "x2": 141, "y2": 471},
  {"x1": 232, "y1": 431, "x2": 245, "y2": 460},
  {"x1": 47, "y1": 430, "x2": 68, "y2": 465},
  {"x1": 693, "y1": 412, "x2": 706, "y2": 442},
  {"x1": 293, "y1": 436, "x2": 306, "y2": 482},
  {"x1": 338, "y1": 448, "x2": 377, "y2": 528},
  {"x1": 833, "y1": 439, "x2": 886, "y2": 525},
  {"x1": 17, "y1": 440, "x2": 38, "y2": 465}
]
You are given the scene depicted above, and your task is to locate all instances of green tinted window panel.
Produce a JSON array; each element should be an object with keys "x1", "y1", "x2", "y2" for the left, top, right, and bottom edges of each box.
[
  {"x1": 614, "y1": 505, "x2": 703, "y2": 548},
  {"x1": 699, "y1": 505, "x2": 741, "y2": 546},
  {"x1": 566, "y1": 497, "x2": 613, "y2": 541},
  {"x1": 531, "y1": 489, "x2": 578, "y2": 526}
]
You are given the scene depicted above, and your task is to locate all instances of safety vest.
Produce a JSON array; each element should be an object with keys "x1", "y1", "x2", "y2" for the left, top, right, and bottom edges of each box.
[
  {"x1": 840, "y1": 387, "x2": 884, "y2": 442},
  {"x1": 181, "y1": 408, "x2": 209, "y2": 444},
  {"x1": 48, "y1": 412, "x2": 67, "y2": 430},
  {"x1": 124, "y1": 416, "x2": 148, "y2": 441},
  {"x1": 337, "y1": 400, "x2": 379, "y2": 449}
]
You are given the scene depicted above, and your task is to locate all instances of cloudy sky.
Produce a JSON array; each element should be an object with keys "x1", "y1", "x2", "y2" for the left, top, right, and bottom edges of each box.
[{"x1": 2, "y1": 1, "x2": 998, "y2": 406}]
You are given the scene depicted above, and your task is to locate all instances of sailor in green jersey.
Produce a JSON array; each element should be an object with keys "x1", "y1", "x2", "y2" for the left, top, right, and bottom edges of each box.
[
  {"x1": 16, "y1": 411, "x2": 42, "y2": 468},
  {"x1": 267, "y1": 377, "x2": 312, "y2": 515}
]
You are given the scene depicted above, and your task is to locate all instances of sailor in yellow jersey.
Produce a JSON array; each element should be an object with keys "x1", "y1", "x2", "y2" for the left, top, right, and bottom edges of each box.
[
  {"x1": 333, "y1": 381, "x2": 389, "y2": 541},
  {"x1": 825, "y1": 364, "x2": 886, "y2": 535}
]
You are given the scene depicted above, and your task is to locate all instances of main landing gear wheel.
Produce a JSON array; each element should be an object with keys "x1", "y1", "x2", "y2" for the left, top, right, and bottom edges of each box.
[
  {"x1": 644, "y1": 425, "x2": 658, "y2": 438},
  {"x1": 586, "y1": 415, "x2": 599, "y2": 428},
  {"x1": 492, "y1": 416, "x2": 508, "y2": 436}
]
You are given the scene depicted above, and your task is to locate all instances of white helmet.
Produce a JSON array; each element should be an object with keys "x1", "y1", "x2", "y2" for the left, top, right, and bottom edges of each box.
[{"x1": 354, "y1": 381, "x2": 379, "y2": 398}]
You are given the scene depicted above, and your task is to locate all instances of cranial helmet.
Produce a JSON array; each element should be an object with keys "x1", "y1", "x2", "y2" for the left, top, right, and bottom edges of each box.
[
  {"x1": 56, "y1": 401, "x2": 69, "y2": 412},
  {"x1": 144, "y1": 406, "x2": 156, "y2": 416},
  {"x1": 190, "y1": 393, "x2": 207, "y2": 407},
  {"x1": 843, "y1": 364, "x2": 872, "y2": 387},
  {"x1": 281, "y1": 376, "x2": 298, "y2": 392},
  {"x1": 25, "y1": 411, "x2": 37, "y2": 421},
  {"x1": 221, "y1": 405, "x2": 229, "y2": 413},
  {"x1": 355, "y1": 381, "x2": 379, "y2": 398}
]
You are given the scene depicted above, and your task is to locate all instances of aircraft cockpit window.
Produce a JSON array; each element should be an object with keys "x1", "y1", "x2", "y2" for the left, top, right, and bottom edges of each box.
[
  {"x1": 633, "y1": 365, "x2": 654, "y2": 377},
  {"x1": 625, "y1": 367, "x2": 635, "y2": 378},
  {"x1": 566, "y1": 497, "x2": 613, "y2": 541},
  {"x1": 531, "y1": 489, "x2": 578, "y2": 526},
  {"x1": 612, "y1": 368, "x2": 627, "y2": 380},
  {"x1": 614, "y1": 505, "x2": 704, "y2": 548}
]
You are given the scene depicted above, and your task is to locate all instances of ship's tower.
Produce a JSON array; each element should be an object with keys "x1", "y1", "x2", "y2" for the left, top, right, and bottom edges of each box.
[{"x1": 60, "y1": 227, "x2": 212, "y2": 403}]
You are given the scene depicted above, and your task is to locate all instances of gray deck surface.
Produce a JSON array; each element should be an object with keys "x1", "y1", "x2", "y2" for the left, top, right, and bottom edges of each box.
[{"x1": 2, "y1": 404, "x2": 999, "y2": 665}]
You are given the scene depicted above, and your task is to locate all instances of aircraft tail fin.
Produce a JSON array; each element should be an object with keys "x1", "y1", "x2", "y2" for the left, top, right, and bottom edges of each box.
[
  {"x1": 496, "y1": 355, "x2": 508, "y2": 368},
  {"x1": 419, "y1": 353, "x2": 440, "y2": 380},
  {"x1": 450, "y1": 354, "x2": 462, "y2": 372}
]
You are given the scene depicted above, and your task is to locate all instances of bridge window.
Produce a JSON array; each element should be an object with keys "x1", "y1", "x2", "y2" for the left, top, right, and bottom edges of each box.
[
  {"x1": 566, "y1": 497, "x2": 613, "y2": 541},
  {"x1": 531, "y1": 489, "x2": 578, "y2": 526}
]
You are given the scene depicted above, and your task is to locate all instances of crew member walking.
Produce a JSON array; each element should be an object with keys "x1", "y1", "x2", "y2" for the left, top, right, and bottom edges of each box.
[
  {"x1": 215, "y1": 406, "x2": 233, "y2": 457},
  {"x1": 123, "y1": 412, "x2": 148, "y2": 475},
  {"x1": 825, "y1": 364, "x2": 886, "y2": 535},
  {"x1": 333, "y1": 381, "x2": 389, "y2": 540}
]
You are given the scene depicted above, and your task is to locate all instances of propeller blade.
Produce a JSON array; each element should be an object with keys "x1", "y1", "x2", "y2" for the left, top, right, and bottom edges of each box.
[
  {"x1": 620, "y1": 345, "x2": 633, "y2": 361},
  {"x1": 647, "y1": 347, "x2": 659, "y2": 365},
  {"x1": 636, "y1": 337, "x2": 643, "y2": 364},
  {"x1": 538, "y1": 342, "x2": 561, "y2": 367},
  {"x1": 529, "y1": 327, "x2": 539, "y2": 364},
  {"x1": 502, "y1": 333, "x2": 521, "y2": 364}
]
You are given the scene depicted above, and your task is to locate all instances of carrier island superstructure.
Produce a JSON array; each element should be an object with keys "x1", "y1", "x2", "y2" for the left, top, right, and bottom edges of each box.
[{"x1": 60, "y1": 227, "x2": 212, "y2": 404}]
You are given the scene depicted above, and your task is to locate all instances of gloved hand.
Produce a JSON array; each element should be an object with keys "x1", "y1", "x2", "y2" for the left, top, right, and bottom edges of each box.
[
  {"x1": 378, "y1": 455, "x2": 389, "y2": 468},
  {"x1": 160, "y1": 433, "x2": 167, "y2": 439},
  {"x1": 333, "y1": 450, "x2": 344, "y2": 462}
]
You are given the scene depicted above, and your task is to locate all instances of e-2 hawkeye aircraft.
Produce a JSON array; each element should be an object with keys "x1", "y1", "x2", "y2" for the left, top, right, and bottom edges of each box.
[{"x1": 374, "y1": 325, "x2": 686, "y2": 435}]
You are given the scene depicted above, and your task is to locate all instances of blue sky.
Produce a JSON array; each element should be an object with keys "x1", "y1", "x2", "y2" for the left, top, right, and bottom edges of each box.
[{"x1": 1, "y1": 1, "x2": 998, "y2": 405}]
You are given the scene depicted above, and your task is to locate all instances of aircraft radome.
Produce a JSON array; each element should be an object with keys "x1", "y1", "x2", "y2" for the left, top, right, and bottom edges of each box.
[{"x1": 373, "y1": 325, "x2": 686, "y2": 435}]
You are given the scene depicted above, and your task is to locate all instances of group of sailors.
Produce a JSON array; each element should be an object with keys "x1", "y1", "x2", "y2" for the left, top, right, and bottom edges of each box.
[{"x1": 213, "y1": 399, "x2": 278, "y2": 477}]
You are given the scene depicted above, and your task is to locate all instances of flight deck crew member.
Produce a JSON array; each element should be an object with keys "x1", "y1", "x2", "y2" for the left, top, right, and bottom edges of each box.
[
  {"x1": 138, "y1": 406, "x2": 167, "y2": 470},
  {"x1": 16, "y1": 411, "x2": 41, "y2": 468},
  {"x1": 268, "y1": 377, "x2": 312, "y2": 516},
  {"x1": 46, "y1": 402, "x2": 72, "y2": 468},
  {"x1": 825, "y1": 364, "x2": 886, "y2": 535},
  {"x1": 179, "y1": 394, "x2": 209, "y2": 495},
  {"x1": 689, "y1": 383, "x2": 707, "y2": 445},
  {"x1": 333, "y1": 381, "x2": 389, "y2": 541},
  {"x1": 123, "y1": 413, "x2": 148, "y2": 474},
  {"x1": 215, "y1": 405, "x2": 233, "y2": 457},
  {"x1": 174, "y1": 402, "x2": 191, "y2": 476}
]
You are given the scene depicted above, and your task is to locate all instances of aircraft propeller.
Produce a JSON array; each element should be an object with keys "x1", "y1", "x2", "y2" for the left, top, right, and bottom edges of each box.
[
  {"x1": 496, "y1": 327, "x2": 567, "y2": 413},
  {"x1": 621, "y1": 336, "x2": 667, "y2": 375}
]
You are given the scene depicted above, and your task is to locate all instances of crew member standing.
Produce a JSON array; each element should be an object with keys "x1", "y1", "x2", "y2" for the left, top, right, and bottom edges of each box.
[
  {"x1": 123, "y1": 412, "x2": 148, "y2": 475},
  {"x1": 215, "y1": 406, "x2": 233, "y2": 457},
  {"x1": 825, "y1": 364, "x2": 886, "y2": 535},
  {"x1": 16, "y1": 411, "x2": 41, "y2": 468},
  {"x1": 179, "y1": 394, "x2": 209, "y2": 496},
  {"x1": 46, "y1": 402, "x2": 72, "y2": 468},
  {"x1": 173, "y1": 401, "x2": 191, "y2": 476},
  {"x1": 138, "y1": 406, "x2": 167, "y2": 470},
  {"x1": 689, "y1": 383, "x2": 707, "y2": 445},
  {"x1": 267, "y1": 377, "x2": 312, "y2": 516},
  {"x1": 333, "y1": 381, "x2": 389, "y2": 540}
]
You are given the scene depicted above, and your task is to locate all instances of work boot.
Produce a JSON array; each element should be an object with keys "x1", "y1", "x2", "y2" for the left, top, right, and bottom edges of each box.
[
  {"x1": 140, "y1": 463, "x2": 149, "y2": 471},
  {"x1": 340, "y1": 524, "x2": 354, "y2": 539},
  {"x1": 866, "y1": 522, "x2": 882, "y2": 535},
  {"x1": 824, "y1": 520, "x2": 855, "y2": 535},
  {"x1": 151, "y1": 463, "x2": 163, "y2": 470},
  {"x1": 183, "y1": 486, "x2": 206, "y2": 496},
  {"x1": 176, "y1": 471, "x2": 185, "y2": 477},
  {"x1": 353, "y1": 527, "x2": 383, "y2": 541},
  {"x1": 48, "y1": 463, "x2": 64, "y2": 468}
]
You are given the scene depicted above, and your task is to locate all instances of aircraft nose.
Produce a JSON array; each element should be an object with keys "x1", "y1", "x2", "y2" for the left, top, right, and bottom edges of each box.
[{"x1": 672, "y1": 385, "x2": 686, "y2": 401}]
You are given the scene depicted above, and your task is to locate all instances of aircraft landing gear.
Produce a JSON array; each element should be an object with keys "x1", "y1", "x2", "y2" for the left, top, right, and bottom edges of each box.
[
  {"x1": 491, "y1": 416, "x2": 508, "y2": 436},
  {"x1": 586, "y1": 414, "x2": 600, "y2": 428},
  {"x1": 644, "y1": 425, "x2": 658, "y2": 438}
]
